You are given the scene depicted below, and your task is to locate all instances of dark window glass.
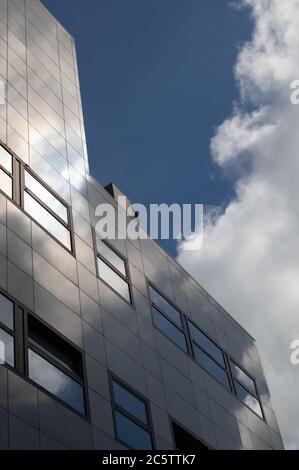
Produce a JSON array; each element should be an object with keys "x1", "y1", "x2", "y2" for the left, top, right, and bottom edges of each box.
[
  {"x1": 28, "y1": 349, "x2": 85, "y2": 414},
  {"x1": 0, "y1": 293, "x2": 14, "y2": 330},
  {"x1": 24, "y1": 192, "x2": 71, "y2": 250},
  {"x1": 230, "y1": 362, "x2": 257, "y2": 396},
  {"x1": 188, "y1": 322, "x2": 225, "y2": 367},
  {"x1": 27, "y1": 316, "x2": 85, "y2": 414},
  {"x1": 0, "y1": 146, "x2": 12, "y2": 173},
  {"x1": 172, "y1": 422, "x2": 208, "y2": 450},
  {"x1": 193, "y1": 345, "x2": 230, "y2": 389},
  {"x1": 0, "y1": 328, "x2": 14, "y2": 367},
  {"x1": 234, "y1": 382, "x2": 263, "y2": 418},
  {"x1": 25, "y1": 170, "x2": 68, "y2": 222},
  {"x1": 149, "y1": 286, "x2": 182, "y2": 327},
  {"x1": 111, "y1": 378, "x2": 153, "y2": 450},
  {"x1": 28, "y1": 316, "x2": 82, "y2": 377},
  {"x1": 115, "y1": 411, "x2": 152, "y2": 450},
  {"x1": 0, "y1": 169, "x2": 12, "y2": 198},
  {"x1": 96, "y1": 238, "x2": 126, "y2": 276},
  {"x1": 153, "y1": 307, "x2": 188, "y2": 352},
  {"x1": 97, "y1": 258, "x2": 131, "y2": 303},
  {"x1": 113, "y1": 381, "x2": 148, "y2": 425}
]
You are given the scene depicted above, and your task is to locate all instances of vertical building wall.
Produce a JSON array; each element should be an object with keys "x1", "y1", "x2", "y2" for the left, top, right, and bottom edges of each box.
[{"x1": 0, "y1": 0, "x2": 284, "y2": 450}]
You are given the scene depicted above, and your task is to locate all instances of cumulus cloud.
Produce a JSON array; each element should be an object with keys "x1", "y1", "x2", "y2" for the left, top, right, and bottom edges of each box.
[{"x1": 177, "y1": 0, "x2": 299, "y2": 449}]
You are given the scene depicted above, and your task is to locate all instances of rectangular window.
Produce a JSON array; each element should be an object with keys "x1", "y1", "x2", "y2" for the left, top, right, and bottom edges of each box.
[
  {"x1": 230, "y1": 360, "x2": 263, "y2": 418},
  {"x1": 0, "y1": 146, "x2": 13, "y2": 173},
  {"x1": 0, "y1": 328, "x2": 14, "y2": 367},
  {"x1": 110, "y1": 376, "x2": 154, "y2": 450},
  {"x1": 188, "y1": 320, "x2": 230, "y2": 390},
  {"x1": 96, "y1": 237, "x2": 131, "y2": 303},
  {"x1": 24, "y1": 170, "x2": 68, "y2": 222},
  {"x1": 24, "y1": 192, "x2": 71, "y2": 250},
  {"x1": 0, "y1": 146, "x2": 13, "y2": 199},
  {"x1": 0, "y1": 143, "x2": 73, "y2": 252},
  {"x1": 172, "y1": 421, "x2": 208, "y2": 450},
  {"x1": 24, "y1": 171, "x2": 72, "y2": 250},
  {"x1": 0, "y1": 288, "x2": 89, "y2": 416},
  {"x1": 27, "y1": 315, "x2": 86, "y2": 415},
  {"x1": 147, "y1": 282, "x2": 265, "y2": 420},
  {"x1": 149, "y1": 285, "x2": 188, "y2": 352},
  {"x1": 0, "y1": 292, "x2": 14, "y2": 367},
  {"x1": 0, "y1": 292, "x2": 14, "y2": 330},
  {"x1": 149, "y1": 285, "x2": 182, "y2": 326}
]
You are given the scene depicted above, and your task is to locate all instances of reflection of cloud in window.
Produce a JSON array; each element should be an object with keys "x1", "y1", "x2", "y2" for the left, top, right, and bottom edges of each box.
[
  {"x1": 0, "y1": 340, "x2": 4, "y2": 364},
  {"x1": 0, "y1": 80, "x2": 5, "y2": 105},
  {"x1": 28, "y1": 349, "x2": 85, "y2": 413},
  {"x1": 243, "y1": 392, "x2": 260, "y2": 415}
]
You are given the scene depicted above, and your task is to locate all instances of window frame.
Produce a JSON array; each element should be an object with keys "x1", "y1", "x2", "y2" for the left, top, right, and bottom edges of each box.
[
  {"x1": 0, "y1": 292, "x2": 16, "y2": 368},
  {"x1": 93, "y1": 231, "x2": 133, "y2": 306},
  {"x1": 228, "y1": 357, "x2": 264, "y2": 420},
  {"x1": 0, "y1": 142, "x2": 75, "y2": 255},
  {"x1": 187, "y1": 318, "x2": 231, "y2": 391},
  {"x1": 146, "y1": 279, "x2": 266, "y2": 422},
  {"x1": 0, "y1": 287, "x2": 89, "y2": 419},
  {"x1": 108, "y1": 372, "x2": 155, "y2": 450},
  {"x1": 148, "y1": 282, "x2": 190, "y2": 354},
  {"x1": 0, "y1": 148, "x2": 13, "y2": 198}
]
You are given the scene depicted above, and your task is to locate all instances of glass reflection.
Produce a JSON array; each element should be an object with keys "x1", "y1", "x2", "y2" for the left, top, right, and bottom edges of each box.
[
  {"x1": 0, "y1": 293, "x2": 14, "y2": 330},
  {"x1": 149, "y1": 286, "x2": 182, "y2": 327},
  {"x1": 115, "y1": 411, "x2": 152, "y2": 450},
  {"x1": 0, "y1": 328, "x2": 14, "y2": 367},
  {"x1": 235, "y1": 382, "x2": 263, "y2": 418},
  {"x1": 28, "y1": 349, "x2": 85, "y2": 414},
  {"x1": 0, "y1": 169, "x2": 13, "y2": 198},
  {"x1": 0, "y1": 147, "x2": 13, "y2": 173},
  {"x1": 96, "y1": 238, "x2": 126, "y2": 276},
  {"x1": 153, "y1": 307, "x2": 188, "y2": 352},
  {"x1": 25, "y1": 170, "x2": 68, "y2": 222},
  {"x1": 193, "y1": 345, "x2": 230, "y2": 389},
  {"x1": 24, "y1": 192, "x2": 71, "y2": 250},
  {"x1": 230, "y1": 362, "x2": 257, "y2": 396},
  {"x1": 97, "y1": 258, "x2": 130, "y2": 302},
  {"x1": 28, "y1": 315, "x2": 82, "y2": 377},
  {"x1": 113, "y1": 381, "x2": 148, "y2": 425},
  {"x1": 188, "y1": 322, "x2": 225, "y2": 367}
]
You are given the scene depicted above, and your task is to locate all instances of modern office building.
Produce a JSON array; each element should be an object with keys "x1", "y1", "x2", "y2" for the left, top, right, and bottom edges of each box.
[{"x1": 0, "y1": 0, "x2": 284, "y2": 450}]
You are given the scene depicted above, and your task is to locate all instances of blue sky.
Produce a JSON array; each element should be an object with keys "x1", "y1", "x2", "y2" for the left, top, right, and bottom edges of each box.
[{"x1": 43, "y1": 0, "x2": 252, "y2": 256}]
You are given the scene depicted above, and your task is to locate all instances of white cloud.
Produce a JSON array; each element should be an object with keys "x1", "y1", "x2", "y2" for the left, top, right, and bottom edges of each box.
[
  {"x1": 177, "y1": 0, "x2": 299, "y2": 449},
  {"x1": 211, "y1": 108, "x2": 274, "y2": 165}
]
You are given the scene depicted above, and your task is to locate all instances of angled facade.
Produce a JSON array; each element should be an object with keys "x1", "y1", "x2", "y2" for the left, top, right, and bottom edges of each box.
[{"x1": 0, "y1": 0, "x2": 284, "y2": 450}]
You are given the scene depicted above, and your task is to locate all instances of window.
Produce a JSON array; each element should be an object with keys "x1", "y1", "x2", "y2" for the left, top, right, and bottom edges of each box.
[
  {"x1": 0, "y1": 292, "x2": 14, "y2": 367},
  {"x1": 149, "y1": 285, "x2": 188, "y2": 353},
  {"x1": 96, "y1": 237, "x2": 131, "y2": 303},
  {"x1": 147, "y1": 282, "x2": 265, "y2": 420},
  {"x1": 0, "y1": 143, "x2": 73, "y2": 252},
  {"x1": 110, "y1": 376, "x2": 154, "y2": 450},
  {"x1": 229, "y1": 360, "x2": 263, "y2": 419},
  {"x1": 172, "y1": 421, "x2": 208, "y2": 450},
  {"x1": 0, "y1": 146, "x2": 13, "y2": 198},
  {"x1": 0, "y1": 289, "x2": 87, "y2": 416},
  {"x1": 188, "y1": 320, "x2": 230, "y2": 390},
  {"x1": 24, "y1": 171, "x2": 72, "y2": 250},
  {"x1": 27, "y1": 316, "x2": 86, "y2": 414}
]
